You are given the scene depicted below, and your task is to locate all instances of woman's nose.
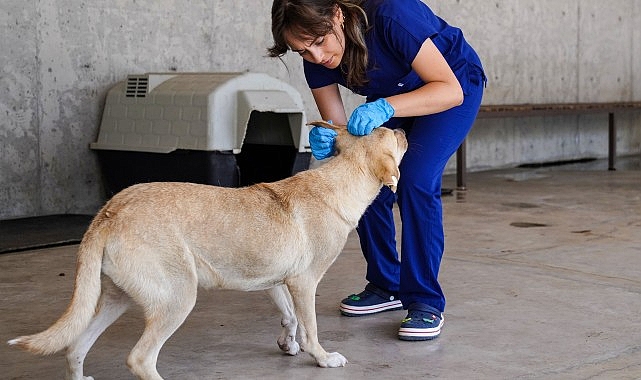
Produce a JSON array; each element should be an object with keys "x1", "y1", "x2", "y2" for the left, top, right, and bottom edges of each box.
[{"x1": 307, "y1": 47, "x2": 323, "y2": 64}]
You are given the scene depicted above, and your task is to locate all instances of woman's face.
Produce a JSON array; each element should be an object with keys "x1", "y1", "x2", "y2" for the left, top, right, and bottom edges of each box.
[{"x1": 284, "y1": 8, "x2": 345, "y2": 69}]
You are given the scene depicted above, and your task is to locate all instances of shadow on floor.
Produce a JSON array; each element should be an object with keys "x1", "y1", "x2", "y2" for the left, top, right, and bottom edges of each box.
[{"x1": 0, "y1": 214, "x2": 93, "y2": 254}]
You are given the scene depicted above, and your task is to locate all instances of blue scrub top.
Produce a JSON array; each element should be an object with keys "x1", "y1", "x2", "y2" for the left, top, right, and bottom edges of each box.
[{"x1": 303, "y1": 0, "x2": 484, "y2": 102}]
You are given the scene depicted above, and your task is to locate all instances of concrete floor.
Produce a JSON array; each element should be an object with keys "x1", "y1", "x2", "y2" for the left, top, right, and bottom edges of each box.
[{"x1": 2, "y1": 157, "x2": 641, "y2": 379}]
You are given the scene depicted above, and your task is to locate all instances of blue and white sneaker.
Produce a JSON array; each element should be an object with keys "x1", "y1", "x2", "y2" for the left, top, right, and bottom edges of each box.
[
  {"x1": 340, "y1": 283, "x2": 403, "y2": 317},
  {"x1": 398, "y1": 303, "x2": 444, "y2": 341}
]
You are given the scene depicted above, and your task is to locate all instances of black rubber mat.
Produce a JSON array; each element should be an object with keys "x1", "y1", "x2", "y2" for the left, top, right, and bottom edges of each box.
[{"x1": 0, "y1": 214, "x2": 93, "y2": 254}]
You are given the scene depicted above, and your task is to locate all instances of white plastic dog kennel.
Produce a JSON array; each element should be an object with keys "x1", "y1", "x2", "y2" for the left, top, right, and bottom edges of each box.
[{"x1": 91, "y1": 72, "x2": 311, "y2": 196}]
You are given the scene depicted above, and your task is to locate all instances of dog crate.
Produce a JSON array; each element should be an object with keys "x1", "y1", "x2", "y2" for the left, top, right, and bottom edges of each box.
[{"x1": 91, "y1": 72, "x2": 311, "y2": 196}]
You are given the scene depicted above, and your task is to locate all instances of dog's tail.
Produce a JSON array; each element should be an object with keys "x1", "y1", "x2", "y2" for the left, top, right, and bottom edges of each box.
[{"x1": 7, "y1": 214, "x2": 109, "y2": 355}]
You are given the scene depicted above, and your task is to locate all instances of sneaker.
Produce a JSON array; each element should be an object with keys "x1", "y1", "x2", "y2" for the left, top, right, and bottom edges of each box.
[
  {"x1": 398, "y1": 303, "x2": 444, "y2": 341},
  {"x1": 339, "y1": 283, "x2": 403, "y2": 317}
]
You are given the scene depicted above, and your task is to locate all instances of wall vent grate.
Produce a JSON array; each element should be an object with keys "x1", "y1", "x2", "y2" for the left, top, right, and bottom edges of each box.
[{"x1": 125, "y1": 75, "x2": 149, "y2": 97}]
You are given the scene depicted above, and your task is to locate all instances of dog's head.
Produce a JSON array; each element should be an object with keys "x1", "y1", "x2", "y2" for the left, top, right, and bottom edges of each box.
[
  {"x1": 358, "y1": 127, "x2": 408, "y2": 192},
  {"x1": 309, "y1": 121, "x2": 408, "y2": 192}
]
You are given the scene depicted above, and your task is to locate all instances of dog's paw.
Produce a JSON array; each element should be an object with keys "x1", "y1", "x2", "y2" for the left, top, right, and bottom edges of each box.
[
  {"x1": 278, "y1": 341, "x2": 300, "y2": 356},
  {"x1": 278, "y1": 338, "x2": 300, "y2": 356},
  {"x1": 317, "y1": 352, "x2": 347, "y2": 368}
]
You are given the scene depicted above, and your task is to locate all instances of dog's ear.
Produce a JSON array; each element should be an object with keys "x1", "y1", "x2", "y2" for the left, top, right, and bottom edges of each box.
[
  {"x1": 307, "y1": 120, "x2": 345, "y2": 132},
  {"x1": 307, "y1": 121, "x2": 354, "y2": 155},
  {"x1": 334, "y1": 130, "x2": 357, "y2": 154},
  {"x1": 374, "y1": 153, "x2": 401, "y2": 192}
]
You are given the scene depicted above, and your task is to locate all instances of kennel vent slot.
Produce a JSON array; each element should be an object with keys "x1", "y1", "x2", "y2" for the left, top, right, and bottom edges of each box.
[{"x1": 125, "y1": 75, "x2": 149, "y2": 97}]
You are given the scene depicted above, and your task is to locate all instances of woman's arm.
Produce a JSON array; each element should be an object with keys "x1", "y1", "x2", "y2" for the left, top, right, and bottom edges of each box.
[
  {"x1": 311, "y1": 83, "x2": 348, "y2": 125},
  {"x1": 386, "y1": 38, "x2": 464, "y2": 117}
]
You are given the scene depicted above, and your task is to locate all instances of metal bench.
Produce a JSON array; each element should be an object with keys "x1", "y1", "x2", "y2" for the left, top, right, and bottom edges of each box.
[{"x1": 456, "y1": 101, "x2": 641, "y2": 189}]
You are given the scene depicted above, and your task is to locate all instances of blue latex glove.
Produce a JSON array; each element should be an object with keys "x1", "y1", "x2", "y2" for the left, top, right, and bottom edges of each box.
[
  {"x1": 309, "y1": 121, "x2": 337, "y2": 160},
  {"x1": 347, "y1": 98, "x2": 395, "y2": 136}
]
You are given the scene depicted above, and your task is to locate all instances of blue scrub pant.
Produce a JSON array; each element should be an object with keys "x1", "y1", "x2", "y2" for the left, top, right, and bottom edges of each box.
[{"x1": 356, "y1": 73, "x2": 485, "y2": 313}]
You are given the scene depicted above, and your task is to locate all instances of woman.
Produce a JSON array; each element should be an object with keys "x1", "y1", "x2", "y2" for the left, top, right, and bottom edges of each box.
[{"x1": 269, "y1": 0, "x2": 485, "y2": 341}]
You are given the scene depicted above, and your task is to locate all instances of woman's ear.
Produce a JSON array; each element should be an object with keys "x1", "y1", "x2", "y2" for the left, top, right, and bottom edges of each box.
[{"x1": 334, "y1": 4, "x2": 344, "y2": 22}]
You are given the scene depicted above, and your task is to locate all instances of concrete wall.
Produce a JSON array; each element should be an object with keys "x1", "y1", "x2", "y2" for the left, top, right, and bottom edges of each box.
[
  {"x1": 1, "y1": 0, "x2": 640, "y2": 219},
  {"x1": 446, "y1": 0, "x2": 641, "y2": 171}
]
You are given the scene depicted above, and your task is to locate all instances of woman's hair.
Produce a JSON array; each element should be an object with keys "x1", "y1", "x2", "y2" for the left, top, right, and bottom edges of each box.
[{"x1": 268, "y1": 0, "x2": 369, "y2": 88}]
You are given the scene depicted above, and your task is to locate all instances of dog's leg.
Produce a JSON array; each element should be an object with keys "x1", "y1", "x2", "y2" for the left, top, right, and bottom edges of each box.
[
  {"x1": 287, "y1": 278, "x2": 347, "y2": 368},
  {"x1": 126, "y1": 275, "x2": 198, "y2": 380},
  {"x1": 267, "y1": 285, "x2": 300, "y2": 355},
  {"x1": 65, "y1": 278, "x2": 130, "y2": 380}
]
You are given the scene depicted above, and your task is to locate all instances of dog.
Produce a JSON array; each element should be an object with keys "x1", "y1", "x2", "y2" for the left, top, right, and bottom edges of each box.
[{"x1": 8, "y1": 123, "x2": 408, "y2": 380}]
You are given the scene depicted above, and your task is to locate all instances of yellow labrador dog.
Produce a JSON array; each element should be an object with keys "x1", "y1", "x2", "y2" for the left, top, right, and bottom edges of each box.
[{"x1": 9, "y1": 124, "x2": 407, "y2": 380}]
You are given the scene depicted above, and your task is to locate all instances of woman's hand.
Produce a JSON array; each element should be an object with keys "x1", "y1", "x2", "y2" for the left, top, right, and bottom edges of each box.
[
  {"x1": 309, "y1": 122, "x2": 338, "y2": 160},
  {"x1": 347, "y1": 98, "x2": 395, "y2": 136}
]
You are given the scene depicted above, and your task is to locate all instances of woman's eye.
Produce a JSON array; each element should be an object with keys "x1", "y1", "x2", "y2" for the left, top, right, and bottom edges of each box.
[{"x1": 314, "y1": 37, "x2": 324, "y2": 46}]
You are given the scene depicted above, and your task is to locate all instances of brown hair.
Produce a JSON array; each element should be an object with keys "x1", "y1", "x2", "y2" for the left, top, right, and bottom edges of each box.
[{"x1": 268, "y1": 0, "x2": 369, "y2": 88}]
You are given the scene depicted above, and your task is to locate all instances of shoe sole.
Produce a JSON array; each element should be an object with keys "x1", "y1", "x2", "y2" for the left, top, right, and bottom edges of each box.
[
  {"x1": 398, "y1": 318, "x2": 444, "y2": 341},
  {"x1": 339, "y1": 300, "x2": 403, "y2": 317}
]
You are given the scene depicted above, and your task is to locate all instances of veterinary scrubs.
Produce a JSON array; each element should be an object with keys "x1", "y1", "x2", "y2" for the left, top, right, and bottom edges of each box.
[{"x1": 304, "y1": 0, "x2": 486, "y2": 312}]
